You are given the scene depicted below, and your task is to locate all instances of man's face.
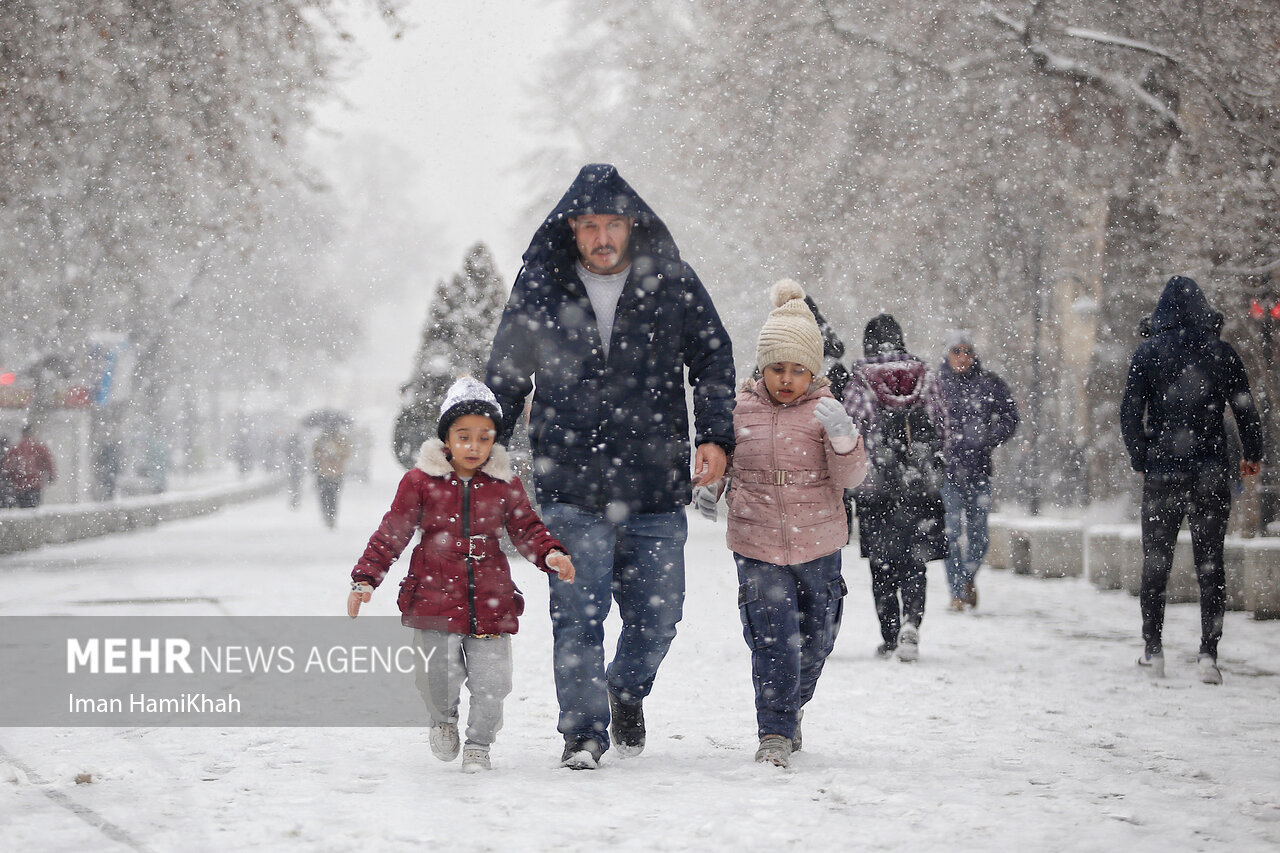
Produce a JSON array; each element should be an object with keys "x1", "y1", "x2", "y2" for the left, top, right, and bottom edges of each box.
[
  {"x1": 947, "y1": 344, "x2": 975, "y2": 374},
  {"x1": 570, "y1": 214, "x2": 634, "y2": 275}
]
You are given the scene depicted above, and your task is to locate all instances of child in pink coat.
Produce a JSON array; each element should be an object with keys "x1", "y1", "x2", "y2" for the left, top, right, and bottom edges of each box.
[{"x1": 696, "y1": 280, "x2": 867, "y2": 768}]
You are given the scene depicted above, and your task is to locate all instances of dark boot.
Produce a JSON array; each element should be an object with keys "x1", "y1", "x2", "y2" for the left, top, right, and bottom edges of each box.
[
  {"x1": 560, "y1": 736, "x2": 604, "y2": 770},
  {"x1": 608, "y1": 691, "x2": 646, "y2": 758}
]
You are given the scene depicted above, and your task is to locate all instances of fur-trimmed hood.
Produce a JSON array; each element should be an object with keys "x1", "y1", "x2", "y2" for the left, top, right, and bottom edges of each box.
[{"x1": 415, "y1": 438, "x2": 515, "y2": 482}]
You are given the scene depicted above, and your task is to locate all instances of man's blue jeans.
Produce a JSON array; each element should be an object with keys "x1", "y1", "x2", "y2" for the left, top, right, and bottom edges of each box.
[
  {"x1": 941, "y1": 476, "x2": 992, "y2": 599},
  {"x1": 735, "y1": 552, "x2": 845, "y2": 740},
  {"x1": 539, "y1": 503, "x2": 687, "y2": 749}
]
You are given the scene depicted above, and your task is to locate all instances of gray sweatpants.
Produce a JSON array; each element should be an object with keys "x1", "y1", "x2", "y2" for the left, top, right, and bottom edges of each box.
[{"x1": 412, "y1": 629, "x2": 513, "y2": 747}]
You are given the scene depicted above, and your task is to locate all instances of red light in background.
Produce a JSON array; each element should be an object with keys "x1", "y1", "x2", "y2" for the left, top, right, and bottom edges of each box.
[
  {"x1": 1250, "y1": 299, "x2": 1266, "y2": 319},
  {"x1": 1271, "y1": 302, "x2": 1280, "y2": 321},
  {"x1": 0, "y1": 372, "x2": 15, "y2": 386}
]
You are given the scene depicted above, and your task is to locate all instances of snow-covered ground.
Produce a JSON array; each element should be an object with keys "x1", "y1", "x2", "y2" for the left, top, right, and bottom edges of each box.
[{"x1": 2, "y1": 458, "x2": 1279, "y2": 852}]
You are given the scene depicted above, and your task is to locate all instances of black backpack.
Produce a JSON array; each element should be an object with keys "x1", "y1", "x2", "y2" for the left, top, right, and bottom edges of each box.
[{"x1": 856, "y1": 403, "x2": 944, "y2": 509}]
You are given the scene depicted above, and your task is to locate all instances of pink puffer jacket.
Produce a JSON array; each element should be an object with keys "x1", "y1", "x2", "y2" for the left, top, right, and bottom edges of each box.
[{"x1": 726, "y1": 380, "x2": 868, "y2": 566}]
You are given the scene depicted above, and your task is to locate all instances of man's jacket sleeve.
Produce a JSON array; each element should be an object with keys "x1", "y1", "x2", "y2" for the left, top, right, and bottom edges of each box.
[
  {"x1": 1221, "y1": 344, "x2": 1265, "y2": 463},
  {"x1": 1119, "y1": 350, "x2": 1149, "y2": 472},
  {"x1": 988, "y1": 376, "x2": 1020, "y2": 448},
  {"x1": 485, "y1": 272, "x2": 536, "y2": 446},
  {"x1": 681, "y1": 271, "x2": 736, "y2": 452}
]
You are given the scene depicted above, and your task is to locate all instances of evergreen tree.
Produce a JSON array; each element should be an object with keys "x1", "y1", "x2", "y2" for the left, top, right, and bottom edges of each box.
[{"x1": 393, "y1": 242, "x2": 507, "y2": 468}]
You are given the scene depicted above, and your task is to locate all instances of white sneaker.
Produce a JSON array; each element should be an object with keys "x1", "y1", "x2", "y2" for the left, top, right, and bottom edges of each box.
[
  {"x1": 1137, "y1": 651, "x2": 1165, "y2": 678},
  {"x1": 461, "y1": 745, "x2": 491, "y2": 773},
  {"x1": 429, "y1": 722, "x2": 460, "y2": 761},
  {"x1": 897, "y1": 624, "x2": 919, "y2": 662},
  {"x1": 1197, "y1": 654, "x2": 1222, "y2": 685}
]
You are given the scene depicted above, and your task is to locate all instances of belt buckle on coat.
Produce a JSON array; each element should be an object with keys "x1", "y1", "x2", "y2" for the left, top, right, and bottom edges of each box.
[
  {"x1": 774, "y1": 470, "x2": 790, "y2": 485},
  {"x1": 467, "y1": 535, "x2": 487, "y2": 558}
]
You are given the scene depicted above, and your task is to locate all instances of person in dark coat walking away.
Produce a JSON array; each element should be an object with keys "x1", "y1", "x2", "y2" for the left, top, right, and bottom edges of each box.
[
  {"x1": 1120, "y1": 275, "x2": 1263, "y2": 685},
  {"x1": 486, "y1": 164, "x2": 736, "y2": 769},
  {"x1": 2, "y1": 425, "x2": 56, "y2": 508},
  {"x1": 843, "y1": 314, "x2": 950, "y2": 662},
  {"x1": 348, "y1": 377, "x2": 575, "y2": 773},
  {"x1": 937, "y1": 330, "x2": 1019, "y2": 611}
]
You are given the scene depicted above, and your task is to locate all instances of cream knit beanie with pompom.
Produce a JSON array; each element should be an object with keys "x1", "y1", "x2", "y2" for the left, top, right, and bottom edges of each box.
[{"x1": 756, "y1": 279, "x2": 824, "y2": 377}]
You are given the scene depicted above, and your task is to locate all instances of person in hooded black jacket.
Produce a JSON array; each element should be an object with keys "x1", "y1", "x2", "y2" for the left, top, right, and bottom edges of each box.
[
  {"x1": 843, "y1": 314, "x2": 950, "y2": 662},
  {"x1": 1120, "y1": 275, "x2": 1264, "y2": 684},
  {"x1": 486, "y1": 164, "x2": 735, "y2": 768}
]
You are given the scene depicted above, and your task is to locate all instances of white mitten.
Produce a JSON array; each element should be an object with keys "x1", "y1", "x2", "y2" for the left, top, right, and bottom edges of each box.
[
  {"x1": 692, "y1": 485, "x2": 720, "y2": 521},
  {"x1": 814, "y1": 397, "x2": 856, "y2": 438}
]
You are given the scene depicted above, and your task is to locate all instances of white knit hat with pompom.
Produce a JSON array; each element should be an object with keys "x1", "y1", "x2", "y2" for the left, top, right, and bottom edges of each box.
[{"x1": 755, "y1": 279, "x2": 824, "y2": 377}]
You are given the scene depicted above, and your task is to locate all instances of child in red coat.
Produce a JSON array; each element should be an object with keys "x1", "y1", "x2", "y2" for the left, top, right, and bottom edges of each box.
[{"x1": 348, "y1": 377, "x2": 574, "y2": 772}]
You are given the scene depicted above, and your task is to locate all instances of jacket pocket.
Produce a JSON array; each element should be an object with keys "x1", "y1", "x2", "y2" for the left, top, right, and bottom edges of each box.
[
  {"x1": 396, "y1": 575, "x2": 420, "y2": 614},
  {"x1": 737, "y1": 579, "x2": 779, "y2": 652}
]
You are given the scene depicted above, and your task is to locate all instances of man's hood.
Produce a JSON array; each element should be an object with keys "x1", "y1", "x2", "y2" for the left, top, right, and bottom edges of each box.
[
  {"x1": 1150, "y1": 275, "x2": 1216, "y2": 334},
  {"x1": 521, "y1": 163, "x2": 682, "y2": 272}
]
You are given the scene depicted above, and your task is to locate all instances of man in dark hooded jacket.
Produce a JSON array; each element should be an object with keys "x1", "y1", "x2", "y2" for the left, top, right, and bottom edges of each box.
[
  {"x1": 1121, "y1": 275, "x2": 1263, "y2": 685},
  {"x1": 486, "y1": 164, "x2": 735, "y2": 768}
]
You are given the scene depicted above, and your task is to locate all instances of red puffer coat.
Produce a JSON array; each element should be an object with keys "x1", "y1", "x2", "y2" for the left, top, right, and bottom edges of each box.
[{"x1": 352, "y1": 440, "x2": 564, "y2": 635}]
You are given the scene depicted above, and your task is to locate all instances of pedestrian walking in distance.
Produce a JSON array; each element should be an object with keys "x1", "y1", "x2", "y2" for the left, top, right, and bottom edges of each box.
[
  {"x1": 843, "y1": 314, "x2": 950, "y2": 663},
  {"x1": 936, "y1": 330, "x2": 1019, "y2": 612}
]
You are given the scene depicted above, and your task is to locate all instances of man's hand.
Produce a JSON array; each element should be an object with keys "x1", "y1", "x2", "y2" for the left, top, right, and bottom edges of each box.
[
  {"x1": 347, "y1": 582, "x2": 373, "y2": 619},
  {"x1": 546, "y1": 551, "x2": 576, "y2": 582},
  {"x1": 1242, "y1": 460, "x2": 1261, "y2": 477},
  {"x1": 693, "y1": 443, "x2": 727, "y2": 487}
]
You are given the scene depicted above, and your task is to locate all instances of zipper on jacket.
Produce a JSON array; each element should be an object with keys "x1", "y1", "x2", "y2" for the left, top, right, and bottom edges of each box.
[
  {"x1": 772, "y1": 404, "x2": 791, "y2": 564},
  {"x1": 461, "y1": 480, "x2": 478, "y2": 635}
]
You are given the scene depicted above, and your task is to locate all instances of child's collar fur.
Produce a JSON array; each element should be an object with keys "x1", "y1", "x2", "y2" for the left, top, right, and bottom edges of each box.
[
  {"x1": 739, "y1": 374, "x2": 830, "y2": 394},
  {"x1": 415, "y1": 438, "x2": 514, "y2": 482}
]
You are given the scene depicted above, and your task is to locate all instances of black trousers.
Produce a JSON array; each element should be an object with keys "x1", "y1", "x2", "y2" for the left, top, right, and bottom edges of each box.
[
  {"x1": 868, "y1": 556, "x2": 927, "y2": 647},
  {"x1": 1139, "y1": 470, "x2": 1231, "y2": 658}
]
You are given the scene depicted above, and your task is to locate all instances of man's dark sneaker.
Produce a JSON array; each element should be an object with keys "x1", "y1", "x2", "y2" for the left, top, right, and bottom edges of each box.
[
  {"x1": 609, "y1": 692, "x2": 646, "y2": 758},
  {"x1": 875, "y1": 643, "x2": 897, "y2": 659},
  {"x1": 560, "y1": 737, "x2": 604, "y2": 770}
]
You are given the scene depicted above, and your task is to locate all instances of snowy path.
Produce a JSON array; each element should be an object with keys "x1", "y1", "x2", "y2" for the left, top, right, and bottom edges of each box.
[{"x1": 1, "y1": 469, "x2": 1278, "y2": 852}]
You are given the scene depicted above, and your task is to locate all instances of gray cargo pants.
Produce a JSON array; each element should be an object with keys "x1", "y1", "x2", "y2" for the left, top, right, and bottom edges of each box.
[{"x1": 412, "y1": 629, "x2": 513, "y2": 747}]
